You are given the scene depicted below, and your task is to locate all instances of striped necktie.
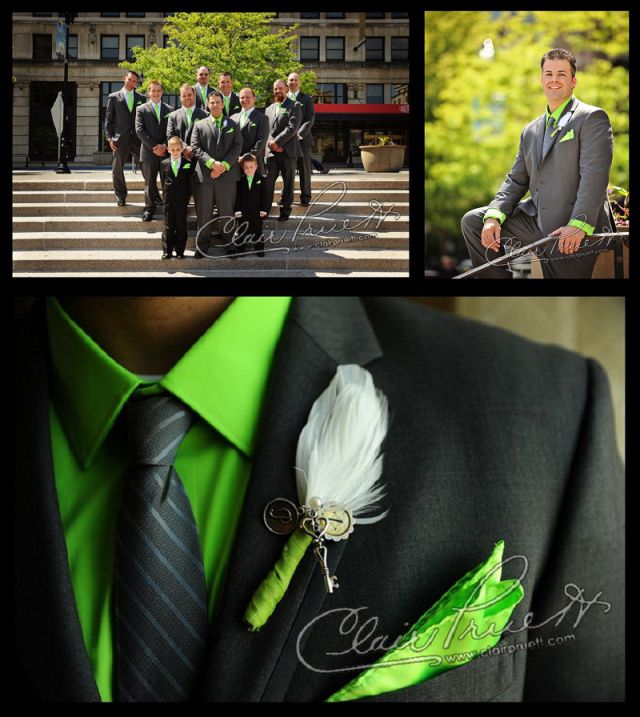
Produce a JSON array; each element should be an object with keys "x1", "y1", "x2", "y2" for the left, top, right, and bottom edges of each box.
[
  {"x1": 114, "y1": 393, "x2": 208, "y2": 702},
  {"x1": 542, "y1": 115, "x2": 556, "y2": 159}
]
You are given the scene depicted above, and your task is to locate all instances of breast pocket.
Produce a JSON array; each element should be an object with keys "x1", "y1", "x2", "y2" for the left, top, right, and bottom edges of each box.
[{"x1": 354, "y1": 631, "x2": 525, "y2": 702}]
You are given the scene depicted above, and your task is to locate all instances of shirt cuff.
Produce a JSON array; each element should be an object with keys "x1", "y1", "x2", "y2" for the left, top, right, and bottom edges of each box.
[
  {"x1": 483, "y1": 208, "x2": 507, "y2": 224},
  {"x1": 568, "y1": 218, "x2": 595, "y2": 236},
  {"x1": 222, "y1": 161, "x2": 230, "y2": 172},
  {"x1": 205, "y1": 159, "x2": 214, "y2": 169}
]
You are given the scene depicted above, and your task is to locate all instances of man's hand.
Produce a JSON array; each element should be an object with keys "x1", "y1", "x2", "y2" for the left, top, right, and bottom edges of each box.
[
  {"x1": 259, "y1": 211, "x2": 267, "y2": 218},
  {"x1": 481, "y1": 218, "x2": 502, "y2": 252},
  {"x1": 234, "y1": 211, "x2": 242, "y2": 218},
  {"x1": 108, "y1": 140, "x2": 118, "y2": 152},
  {"x1": 269, "y1": 140, "x2": 283, "y2": 153},
  {"x1": 152, "y1": 144, "x2": 167, "y2": 157},
  {"x1": 210, "y1": 161, "x2": 225, "y2": 179},
  {"x1": 550, "y1": 226, "x2": 586, "y2": 254},
  {"x1": 183, "y1": 147, "x2": 194, "y2": 161}
]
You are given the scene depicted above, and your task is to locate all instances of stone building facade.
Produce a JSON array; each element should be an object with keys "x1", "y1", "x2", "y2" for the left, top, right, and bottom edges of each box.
[{"x1": 12, "y1": 12, "x2": 409, "y2": 166}]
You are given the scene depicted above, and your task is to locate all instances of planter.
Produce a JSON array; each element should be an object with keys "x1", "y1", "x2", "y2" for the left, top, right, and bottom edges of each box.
[{"x1": 359, "y1": 144, "x2": 406, "y2": 173}]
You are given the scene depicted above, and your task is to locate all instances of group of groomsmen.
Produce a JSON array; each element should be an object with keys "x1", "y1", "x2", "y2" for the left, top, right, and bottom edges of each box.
[{"x1": 104, "y1": 66, "x2": 316, "y2": 257}]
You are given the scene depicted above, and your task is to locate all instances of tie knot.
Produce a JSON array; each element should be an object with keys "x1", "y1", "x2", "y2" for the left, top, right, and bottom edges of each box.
[{"x1": 125, "y1": 394, "x2": 193, "y2": 467}]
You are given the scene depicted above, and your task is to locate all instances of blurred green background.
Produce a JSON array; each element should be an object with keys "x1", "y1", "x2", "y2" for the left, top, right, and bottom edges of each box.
[{"x1": 424, "y1": 11, "x2": 629, "y2": 270}]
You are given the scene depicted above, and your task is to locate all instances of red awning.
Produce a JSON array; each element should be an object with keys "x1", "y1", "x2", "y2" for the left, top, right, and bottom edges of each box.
[{"x1": 315, "y1": 104, "x2": 409, "y2": 114}]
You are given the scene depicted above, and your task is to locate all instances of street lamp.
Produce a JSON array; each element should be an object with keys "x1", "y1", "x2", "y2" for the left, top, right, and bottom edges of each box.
[{"x1": 55, "y1": 12, "x2": 77, "y2": 173}]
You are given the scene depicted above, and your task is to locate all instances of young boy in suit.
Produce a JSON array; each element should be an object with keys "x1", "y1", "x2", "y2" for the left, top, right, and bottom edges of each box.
[
  {"x1": 234, "y1": 153, "x2": 270, "y2": 257},
  {"x1": 160, "y1": 136, "x2": 194, "y2": 260}
]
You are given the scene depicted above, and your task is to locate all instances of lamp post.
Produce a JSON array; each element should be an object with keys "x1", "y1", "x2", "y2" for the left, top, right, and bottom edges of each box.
[{"x1": 55, "y1": 12, "x2": 77, "y2": 173}]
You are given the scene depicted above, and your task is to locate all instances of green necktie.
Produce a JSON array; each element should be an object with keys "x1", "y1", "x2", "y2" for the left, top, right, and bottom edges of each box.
[
  {"x1": 288, "y1": 92, "x2": 297, "y2": 101},
  {"x1": 153, "y1": 103, "x2": 160, "y2": 123},
  {"x1": 125, "y1": 91, "x2": 133, "y2": 112},
  {"x1": 240, "y1": 111, "x2": 247, "y2": 128},
  {"x1": 186, "y1": 108, "x2": 192, "y2": 127},
  {"x1": 247, "y1": 175, "x2": 253, "y2": 190},
  {"x1": 224, "y1": 95, "x2": 230, "y2": 115},
  {"x1": 172, "y1": 159, "x2": 179, "y2": 177},
  {"x1": 201, "y1": 87, "x2": 207, "y2": 106}
]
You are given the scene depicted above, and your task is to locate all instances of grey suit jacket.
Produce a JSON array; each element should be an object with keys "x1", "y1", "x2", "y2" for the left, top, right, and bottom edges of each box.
[
  {"x1": 166, "y1": 106, "x2": 209, "y2": 147},
  {"x1": 135, "y1": 101, "x2": 174, "y2": 163},
  {"x1": 15, "y1": 298, "x2": 624, "y2": 702},
  {"x1": 229, "y1": 108, "x2": 269, "y2": 160},
  {"x1": 104, "y1": 89, "x2": 146, "y2": 142},
  {"x1": 291, "y1": 91, "x2": 315, "y2": 149},
  {"x1": 264, "y1": 97, "x2": 302, "y2": 160},
  {"x1": 488, "y1": 97, "x2": 615, "y2": 235},
  {"x1": 191, "y1": 115, "x2": 242, "y2": 184}
]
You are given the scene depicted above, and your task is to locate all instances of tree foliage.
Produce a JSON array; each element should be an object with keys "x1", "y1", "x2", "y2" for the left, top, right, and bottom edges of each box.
[
  {"x1": 425, "y1": 11, "x2": 629, "y2": 258},
  {"x1": 121, "y1": 12, "x2": 317, "y2": 106}
]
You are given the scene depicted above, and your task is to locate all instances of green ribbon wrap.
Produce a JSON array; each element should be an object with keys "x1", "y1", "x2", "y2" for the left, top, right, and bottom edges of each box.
[
  {"x1": 244, "y1": 529, "x2": 313, "y2": 631},
  {"x1": 326, "y1": 540, "x2": 523, "y2": 701}
]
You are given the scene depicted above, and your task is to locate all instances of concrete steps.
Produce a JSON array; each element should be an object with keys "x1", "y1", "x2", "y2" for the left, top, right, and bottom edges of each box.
[{"x1": 12, "y1": 170, "x2": 409, "y2": 276}]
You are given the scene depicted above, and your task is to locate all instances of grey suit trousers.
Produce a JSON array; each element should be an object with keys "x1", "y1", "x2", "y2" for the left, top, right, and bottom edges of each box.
[
  {"x1": 140, "y1": 155, "x2": 164, "y2": 213},
  {"x1": 297, "y1": 137, "x2": 312, "y2": 202},
  {"x1": 461, "y1": 205, "x2": 599, "y2": 279},
  {"x1": 111, "y1": 135, "x2": 140, "y2": 200},
  {"x1": 193, "y1": 180, "x2": 237, "y2": 253},
  {"x1": 265, "y1": 155, "x2": 296, "y2": 216}
]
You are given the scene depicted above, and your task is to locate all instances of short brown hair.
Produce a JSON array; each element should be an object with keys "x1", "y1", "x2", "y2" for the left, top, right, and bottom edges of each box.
[
  {"x1": 179, "y1": 83, "x2": 195, "y2": 93},
  {"x1": 167, "y1": 135, "x2": 183, "y2": 147},
  {"x1": 239, "y1": 153, "x2": 258, "y2": 166},
  {"x1": 147, "y1": 80, "x2": 163, "y2": 90},
  {"x1": 541, "y1": 48, "x2": 577, "y2": 77}
]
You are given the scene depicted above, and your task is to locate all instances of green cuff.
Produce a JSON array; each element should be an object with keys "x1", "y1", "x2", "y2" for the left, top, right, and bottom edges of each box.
[
  {"x1": 568, "y1": 218, "x2": 595, "y2": 236},
  {"x1": 222, "y1": 161, "x2": 230, "y2": 172},
  {"x1": 483, "y1": 208, "x2": 507, "y2": 224},
  {"x1": 205, "y1": 158, "x2": 214, "y2": 169}
]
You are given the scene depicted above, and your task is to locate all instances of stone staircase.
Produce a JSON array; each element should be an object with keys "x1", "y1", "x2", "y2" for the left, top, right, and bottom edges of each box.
[{"x1": 12, "y1": 169, "x2": 409, "y2": 277}]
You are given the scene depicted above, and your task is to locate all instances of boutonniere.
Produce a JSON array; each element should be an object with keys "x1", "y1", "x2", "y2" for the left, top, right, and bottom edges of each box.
[
  {"x1": 222, "y1": 118, "x2": 228, "y2": 129},
  {"x1": 559, "y1": 128, "x2": 575, "y2": 143},
  {"x1": 551, "y1": 110, "x2": 574, "y2": 137},
  {"x1": 243, "y1": 365, "x2": 390, "y2": 632}
]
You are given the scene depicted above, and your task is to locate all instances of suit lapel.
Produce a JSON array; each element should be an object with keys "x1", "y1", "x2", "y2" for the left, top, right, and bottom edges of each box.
[
  {"x1": 16, "y1": 302, "x2": 101, "y2": 701},
  {"x1": 199, "y1": 297, "x2": 382, "y2": 702},
  {"x1": 541, "y1": 97, "x2": 578, "y2": 164}
]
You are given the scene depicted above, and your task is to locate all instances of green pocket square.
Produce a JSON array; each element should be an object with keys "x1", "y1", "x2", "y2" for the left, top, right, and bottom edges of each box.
[
  {"x1": 326, "y1": 541, "x2": 523, "y2": 702},
  {"x1": 559, "y1": 129, "x2": 575, "y2": 143},
  {"x1": 226, "y1": 127, "x2": 235, "y2": 133},
  {"x1": 183, "y1": 163, "x2": 191, "y2": 169}
]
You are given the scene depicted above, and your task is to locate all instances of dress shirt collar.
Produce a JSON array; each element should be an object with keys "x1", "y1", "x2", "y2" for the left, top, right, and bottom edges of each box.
[{"x1": 545, "y1": 95, "x2": 574, "y2": 124}]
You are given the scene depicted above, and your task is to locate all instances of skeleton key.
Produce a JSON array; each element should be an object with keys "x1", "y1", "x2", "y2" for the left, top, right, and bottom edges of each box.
[{"x1": 313, "y1": 540, "x2": 339, "y2": 593}]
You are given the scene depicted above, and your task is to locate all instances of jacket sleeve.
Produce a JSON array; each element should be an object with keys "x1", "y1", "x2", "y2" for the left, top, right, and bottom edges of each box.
[
  {"x1": 298, "y1": 95, "x2": 316, "y2": 138},
  {"x1": 487, "y1": 130, "x2": 531, "y2": 219},
  {"x1": 104, "y1": 95, "x2": 116, "y2": 141},
  {"x1": 250, "y1": 114, "x2": 269, "y2": 156},
  {"x1": 273, "y1": 105, "x2": 301, "y2": 147},
  {"x1": 191, "y1": 121, "x2": 213, "y2": 167},
  {"x1": 522, "y1": 358, "x2": 624, "y2": 701},
  {"x1": 135, "y1": 106, "x2": 156, "y2": 152},
  {"x1": 166, "y1": 113, "x2": 176, "y2": 143},
  {"x1": 571, "y1": 110, "x2": 614, "y2": 231}
]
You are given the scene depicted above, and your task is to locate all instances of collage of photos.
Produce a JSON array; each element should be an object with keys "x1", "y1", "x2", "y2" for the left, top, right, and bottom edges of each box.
[{"x1": 12, "y1": 10, "x2": 627, "y2": 705}]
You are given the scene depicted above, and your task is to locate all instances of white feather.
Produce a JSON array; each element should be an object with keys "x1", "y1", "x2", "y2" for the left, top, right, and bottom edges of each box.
[{"x1": 295, "y1": 365, "x2": 389, "y2": 524}]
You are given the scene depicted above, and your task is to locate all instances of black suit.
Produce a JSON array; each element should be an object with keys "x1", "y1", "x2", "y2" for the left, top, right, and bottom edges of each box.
[
  {"x1": 135, "y1": 101, "x2": 174, "y2": 214},
  {"x1": 193, "y1": 84, "x2": 215, "y2": 112},
  {"x1": 264, "y1": 97, "x2": 302, "y2": 218},
  {"x1": 15, "y1": 298, "x2": 624, "y2": 701},
  {"x1": 229, "y1": 108, "x2": 269, "y2": 175},
  {"x1": 104, "y1": 89, "x2": 146, "y2": 200},
  {"x1": 166, "y1": 106, "x2": 209, "y2": 213},
  {"x1": 221, "y1": 91, "x2": 241, "y2": 118},
  {"x1": 234, "y1": 173, "x2": 270, "y2": 255},
  {"x1": 160, "y1": 157, "x2": 194, "y2": 255},
  {"x1": 289, "y1": 91, "x2": 315, "y2": 203}
]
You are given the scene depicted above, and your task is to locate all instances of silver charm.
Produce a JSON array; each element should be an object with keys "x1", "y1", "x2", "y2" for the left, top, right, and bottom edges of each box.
[{"x1": 263, "y1": 498, "x2": 299, "y2": 535}]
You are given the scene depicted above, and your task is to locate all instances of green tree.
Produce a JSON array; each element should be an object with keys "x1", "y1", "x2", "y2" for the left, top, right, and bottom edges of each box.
[
  {"x1": 425, "y1": 11, "x2": 629, "y2": 261},
  {"x1": 122, "y1": 12, "x2": 316, "y2": 106}
]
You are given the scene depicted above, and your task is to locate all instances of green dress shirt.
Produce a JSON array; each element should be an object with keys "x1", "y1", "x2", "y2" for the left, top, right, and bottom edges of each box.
[{"x1": 46, "y1": 296, "x2": 292, "y2": 701}]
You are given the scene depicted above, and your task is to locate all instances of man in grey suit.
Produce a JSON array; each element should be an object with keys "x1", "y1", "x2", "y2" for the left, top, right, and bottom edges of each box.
[
  {"x1": 218, "y1": 72, "x2": 242, "y2": 118},
  {"x1": 135, "y1": 80, "x2": 173, "y2": 221},
  {"x1": 191, "y1": 91, "x2": 242, "y2": 257},
  {"x1": 104, "y1": 70, "x2": 146, "y2": 207},
  {"x1": 193, "y1": 66, "x2": 214, "y2": 112},
  {"x1": 264, "y1": 80, "x2": 302, "y2": 221},
  {"x1": 230, "y1": 87, "x2": 269, "y2": 176},
  {"x1": 461, "y1": 48, "x2": 615, "y2": 279},
  {"x1": 287, "y1": 72, "x2": 315, "y2": 206}
]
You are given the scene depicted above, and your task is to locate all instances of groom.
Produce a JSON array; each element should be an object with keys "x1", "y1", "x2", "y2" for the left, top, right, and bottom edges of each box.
[{"x1": 461, "y1": 48, "x2": 615, "y2": 279}]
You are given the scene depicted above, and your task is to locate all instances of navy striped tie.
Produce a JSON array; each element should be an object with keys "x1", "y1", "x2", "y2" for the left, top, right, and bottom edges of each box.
[{"x1": 114, "y1": 394, "x2": 208, "y2": 702}]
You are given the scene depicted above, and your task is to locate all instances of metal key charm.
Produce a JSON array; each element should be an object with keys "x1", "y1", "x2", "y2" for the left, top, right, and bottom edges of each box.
[{"x1": 313, "y1": 540, "x2": 339, "y2": 593}]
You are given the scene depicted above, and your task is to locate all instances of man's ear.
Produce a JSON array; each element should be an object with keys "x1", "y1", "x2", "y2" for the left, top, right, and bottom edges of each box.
[{"x1": 572, "y1": 75, "x2": 577, "y2": 91}]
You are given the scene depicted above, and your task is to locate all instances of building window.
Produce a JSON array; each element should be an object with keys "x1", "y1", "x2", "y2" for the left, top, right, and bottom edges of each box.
[
  {"x1": 300, "y1": 36, "x2": 319, "y2": 62},
  {"x1": 68, "y1": 34, "x2": 78, "y2": 59},
  {"x1": 391, "y1": 36, "x2": 408, "y2": 61},
  {"x1": 366, "y1": 84, "x2": 385, "y2": 104},
  {"x1": 126, "y1": 35, "x2": 145, "y2": 61},
  {"x1": 315, "y1": 83, "x2": 347, "y2": 104},
  {"x1": 126, "y1": 12, "x2": 145, "y2": 17},
  {"x1": 32, "y1": 34, "x2": 52, "y2": 60},
  {"x1": 101, "y1": 12, "x2": 120, "y2": 17},
  {"x1": 391, "y1": 13, "x2": 409, "y2": 18},
  {"x1": 326, "y1": 13, "x2": 345, "y2": 19},
  {"x1": 300, "y1": 12, "x2": 320, "y2": 19},
  {"x1": 366, "y1": 12, "x2": 385, "y2": 19},
  {"x1": 100, "y1": 35, "x2": 120, "y2": 60},
  {"x1": 365, "y1": 37, "x2": 384, "y2": 62},
  {"x1": 326, "y1": 37, "x2": 345, "y2": 62}
]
